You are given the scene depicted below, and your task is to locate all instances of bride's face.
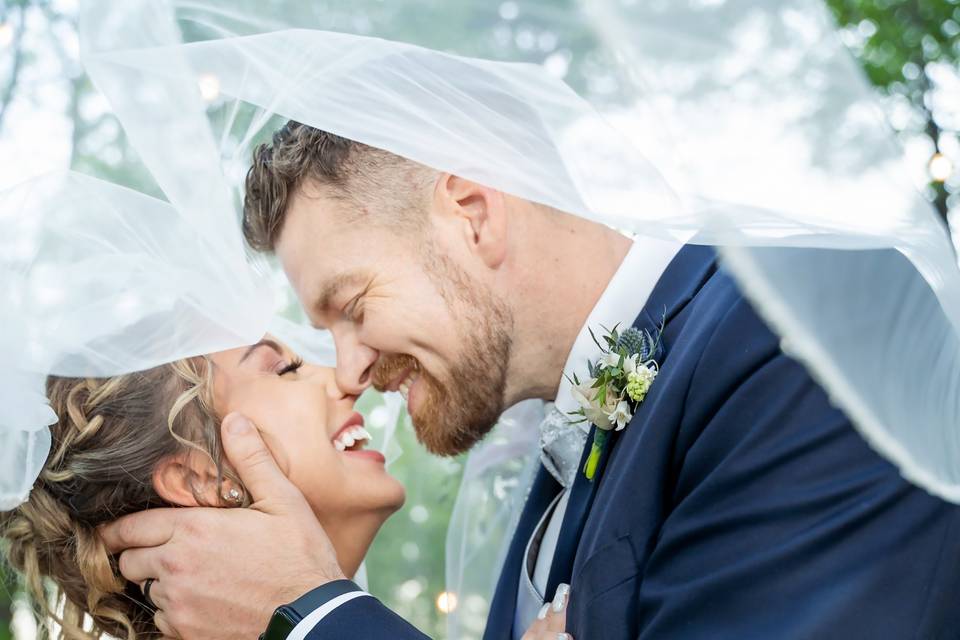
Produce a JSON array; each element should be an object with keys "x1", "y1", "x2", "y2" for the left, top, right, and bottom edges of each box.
[{"x1": 207, "y1": 336, "x2": 405, "y2": 523}]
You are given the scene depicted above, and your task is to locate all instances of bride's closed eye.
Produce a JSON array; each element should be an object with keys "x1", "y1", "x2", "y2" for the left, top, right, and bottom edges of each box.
[{"x1": 276, "y1": 357, "x2": 304, "y2": 376}]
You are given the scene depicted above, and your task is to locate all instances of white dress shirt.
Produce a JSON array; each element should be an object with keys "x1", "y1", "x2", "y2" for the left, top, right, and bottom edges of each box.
[{"x1": 513, "y1": 235, "x2": 682, "y2": 638}]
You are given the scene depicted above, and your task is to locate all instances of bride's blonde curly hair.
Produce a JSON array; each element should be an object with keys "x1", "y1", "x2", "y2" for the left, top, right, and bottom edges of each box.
[{"x1": 0, "y1": 357, "x2": 245, "y2": 639}]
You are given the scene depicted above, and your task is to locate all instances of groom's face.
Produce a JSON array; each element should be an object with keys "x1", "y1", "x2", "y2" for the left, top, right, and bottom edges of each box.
[{"x1": 276, "y1": 184, "x2": 513, "y2": 456}]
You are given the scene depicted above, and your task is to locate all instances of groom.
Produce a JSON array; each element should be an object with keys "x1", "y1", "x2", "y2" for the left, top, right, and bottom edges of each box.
[{"x1": 104, "y1": 122, "x2": 960, "y2": 639}]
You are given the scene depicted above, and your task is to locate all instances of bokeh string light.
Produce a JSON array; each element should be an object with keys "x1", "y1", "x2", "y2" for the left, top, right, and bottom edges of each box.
[
  {"x1": 436, "y1": 591, "x2": 458, "y2": 615},
  {"x1": 0, "y1": 22, "x2": 13, "y2": 48},
  {"x1": 197, "y1": 73, "x2": 221, "y2": 103},
  {"x1": 930, "y1": 152, "x2": 955, "y2": 184}
]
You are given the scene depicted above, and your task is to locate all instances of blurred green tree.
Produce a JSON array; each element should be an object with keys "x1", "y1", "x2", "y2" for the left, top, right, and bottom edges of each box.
[{"x1": 826, "y1": 0, "x2": 960, "y2": 220}]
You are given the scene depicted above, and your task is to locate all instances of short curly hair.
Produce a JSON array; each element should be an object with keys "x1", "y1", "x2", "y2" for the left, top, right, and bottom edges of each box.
[{"x1": 242, "y1": 121, "x2": 436, "y2": 252}]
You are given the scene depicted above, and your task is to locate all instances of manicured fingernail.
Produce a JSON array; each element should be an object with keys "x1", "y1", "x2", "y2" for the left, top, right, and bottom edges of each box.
[
  {"x1": 225, "y1": 414, "x2": 251, "y2": 435},
  {"x1": 537, "y1": 603, "x2": 550, "y2": 620},
  {"x1": 556, "y1": 634, "x2": 571, "y2": 640},
  {"x1": 552, "y1": 583, "x2": 570, "y2": 613}
]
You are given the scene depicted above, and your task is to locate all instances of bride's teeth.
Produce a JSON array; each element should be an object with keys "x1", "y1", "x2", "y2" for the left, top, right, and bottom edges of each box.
[
  {"x1": 341, "y1": 433, "x2": 356, "y2": 447},
  {"x1": 358, "y1": 427, "x2": 372, "y2": 441},
  {"x1": 334, "y1": 439, "x2": 346, "y2": 452}
]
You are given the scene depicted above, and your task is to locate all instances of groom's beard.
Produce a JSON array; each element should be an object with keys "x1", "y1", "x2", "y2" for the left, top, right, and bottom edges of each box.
[{"x1": 372, "y1": 253, "x2": 513, "y2": 456}]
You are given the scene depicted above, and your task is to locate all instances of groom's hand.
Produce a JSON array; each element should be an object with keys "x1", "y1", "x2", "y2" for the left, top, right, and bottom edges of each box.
[{"x1": 100, "y1": 413, "x2": 346, "y2": 640}]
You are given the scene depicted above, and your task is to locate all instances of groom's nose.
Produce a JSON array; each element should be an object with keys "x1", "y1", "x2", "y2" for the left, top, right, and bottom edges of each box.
[{"x1": 333, "y1": 331, "x2": 378, "y2": 395}]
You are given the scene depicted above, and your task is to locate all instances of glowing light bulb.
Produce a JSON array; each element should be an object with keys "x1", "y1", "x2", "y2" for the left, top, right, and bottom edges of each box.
[
  {"x1": 929, "y1": 153, "x2": 954, "y2": 183},
  {"x1": 436, "y1": 591, "x2": 458, "y2": 614},
  {"x1": 0, "y1": 22, "x2": 14, "y2": 48},
  {"x1": 197, "y1": 73, "x2": 221, "y2": 103}
]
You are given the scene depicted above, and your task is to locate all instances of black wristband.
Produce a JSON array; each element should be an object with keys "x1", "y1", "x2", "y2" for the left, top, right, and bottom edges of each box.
[{"x1": 260, "y1": 580, "x2": 364, "y2": 640}]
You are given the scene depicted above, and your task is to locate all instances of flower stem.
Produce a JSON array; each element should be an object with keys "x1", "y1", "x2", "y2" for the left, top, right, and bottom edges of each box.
[{"x1": 583, "y1": 429, "x2": 609, "y2": 481}]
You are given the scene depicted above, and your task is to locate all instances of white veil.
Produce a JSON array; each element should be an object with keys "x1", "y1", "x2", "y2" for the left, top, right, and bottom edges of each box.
[
  {"x1": 5, "y1": 0, "x2": 957, "y2": 636},
  {"x1": 0, "y1": 168, "x2": 274, "y2": 508}
]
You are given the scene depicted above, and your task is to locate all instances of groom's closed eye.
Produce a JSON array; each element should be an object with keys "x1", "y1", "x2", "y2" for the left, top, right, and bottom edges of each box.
[{"x1": 312, "y1": 270, "x2": 371, "y2": 321}]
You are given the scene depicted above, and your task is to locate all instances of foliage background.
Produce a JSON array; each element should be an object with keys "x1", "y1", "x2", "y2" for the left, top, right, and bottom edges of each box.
[{"x1": 0, "y1": 0, "x2": 957, "y2": 638}]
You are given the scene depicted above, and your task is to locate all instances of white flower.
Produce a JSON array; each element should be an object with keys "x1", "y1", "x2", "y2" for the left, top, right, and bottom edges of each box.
[
  {"x1": 607, "y1": 399, "x2": 633, "y2": 431},
  {"x1": 599, "y1": 352, "x2": 621, "y2": 370},
  {"x1": 622, "y1": 353, "x2": 641, "y2": 375},
  {"x1": 570, "y1": 377, "x2": 599, "y2": 411},
  {"x1": 583, "y1": 386, "x2": 620, "y2": 431},
  {"x1": 584, "y1": 404, "x2": 614, "y2": 430}
]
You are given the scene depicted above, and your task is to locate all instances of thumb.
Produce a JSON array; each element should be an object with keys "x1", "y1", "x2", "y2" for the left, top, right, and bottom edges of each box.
[{"x1": 221, "y1": 413, "x2": 307, "y2": 510}]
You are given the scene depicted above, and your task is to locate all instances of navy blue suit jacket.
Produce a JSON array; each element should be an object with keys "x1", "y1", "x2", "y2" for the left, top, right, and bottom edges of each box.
[{"x1": 308, "y1": 246, "x2": 960, "y2": 639}]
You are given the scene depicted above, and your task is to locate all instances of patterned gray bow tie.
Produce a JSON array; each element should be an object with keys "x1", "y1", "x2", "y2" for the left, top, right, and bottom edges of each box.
[{"x1": 538, "y1": 403, "x2": 589, "y2": 488}]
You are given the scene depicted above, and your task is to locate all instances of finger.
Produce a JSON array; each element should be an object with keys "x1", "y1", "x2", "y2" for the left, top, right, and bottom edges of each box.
[
  {"x1": 116, "y1": 547, "x2": 167, "y2": 585},
  {"x1": 220, "y1": 412, "x2": 305, "y2": 507},
  {"x1": 545, "y1": 584, "x2": 570, "y2": 632},
  {"x1": 141, "y1": 579, "x2": 169, "y2": 612},
  {"x1": 98, "y1": 508, "x2": 180, "y2": 554},
  {"x1": 154, "y1": 610, "x2": 181, "y2": 639},
  {"x1": 521, "y1": 602, "x2": 565, "y2": 640}
]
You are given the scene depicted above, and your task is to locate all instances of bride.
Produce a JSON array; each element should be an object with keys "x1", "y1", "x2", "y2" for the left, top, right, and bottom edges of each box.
[{"x1": 1, "y1": 337, "x2": 404, "y2": 639}]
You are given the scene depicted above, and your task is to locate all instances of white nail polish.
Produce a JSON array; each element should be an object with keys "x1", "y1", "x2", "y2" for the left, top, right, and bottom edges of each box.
[
  {"x1": 537, "y1": 603, "x2": 550, "y2": 620},
  {"x1": 552, "y1": 583, "x2": 570, "y2": 613}
]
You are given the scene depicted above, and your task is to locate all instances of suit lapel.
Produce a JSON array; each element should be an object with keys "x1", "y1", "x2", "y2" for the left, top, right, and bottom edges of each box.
[
  {"x1": 484, "y1": 245, "x2": 718, "y2": 637},
  {"x1": 483, "y1": 466, "x2": 561, "y2": 640},
  {"x1": 544, "y1": 245, "x2": 718, "y2": 601},
  {"x1": 543, "y1": 422, "x2": 619, "y2": 601},
  {"x1": 639, "y1": 244, "x2": 717, "y2": 338}
]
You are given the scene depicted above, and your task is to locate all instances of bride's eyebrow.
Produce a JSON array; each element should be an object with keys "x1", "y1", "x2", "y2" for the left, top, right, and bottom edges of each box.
[{"x1": 239, "y1": 338, "x2": 283, "y2": 364}]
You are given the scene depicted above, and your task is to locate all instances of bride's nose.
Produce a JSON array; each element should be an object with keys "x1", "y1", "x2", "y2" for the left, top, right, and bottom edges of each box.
[{"x1": 305, "y1": 364, "x2": 359, "y2": 405}]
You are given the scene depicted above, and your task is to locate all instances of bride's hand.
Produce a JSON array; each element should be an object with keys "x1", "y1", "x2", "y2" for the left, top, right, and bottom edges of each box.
[
  {"x1": 522, "y1": 584, "x2": 574, "y2": 640},
  {"x1": 99, "y1": 413, "x2": 346, "y2": 640}
]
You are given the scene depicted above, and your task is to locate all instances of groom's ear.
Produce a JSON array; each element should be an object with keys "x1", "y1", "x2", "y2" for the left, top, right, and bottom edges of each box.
[
  {"x1": 435, "y1": 173, "x2": 508, "y2": 269},
  {"x1": 153, "y1": 451, "x2": 222, "y2": 508}
]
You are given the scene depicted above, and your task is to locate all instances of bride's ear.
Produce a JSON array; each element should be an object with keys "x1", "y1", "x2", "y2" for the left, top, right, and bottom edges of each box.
[{"x1": 153, "y1": 451, "x2": 224, "y2": 507}]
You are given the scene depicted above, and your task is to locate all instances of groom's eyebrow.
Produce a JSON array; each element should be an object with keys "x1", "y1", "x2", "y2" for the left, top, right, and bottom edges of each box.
[{"x1": 315, "y1": 270, "x2": 369, "y2": 313}]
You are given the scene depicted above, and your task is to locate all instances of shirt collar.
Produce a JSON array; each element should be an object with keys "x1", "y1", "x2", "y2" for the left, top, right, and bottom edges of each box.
[{"x1": 552, "y1": 235, "x2": 682, "y2": 425}]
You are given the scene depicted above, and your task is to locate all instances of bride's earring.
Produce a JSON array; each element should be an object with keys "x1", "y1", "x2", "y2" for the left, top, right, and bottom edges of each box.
[{"x1": 222, "y1": 486, "x2": 243, "y2": 505}]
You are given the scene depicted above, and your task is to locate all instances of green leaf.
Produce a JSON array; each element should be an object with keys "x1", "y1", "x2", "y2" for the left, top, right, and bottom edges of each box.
[{"x1": 588, "y1": 326, "x2": 606, "y2": 353}]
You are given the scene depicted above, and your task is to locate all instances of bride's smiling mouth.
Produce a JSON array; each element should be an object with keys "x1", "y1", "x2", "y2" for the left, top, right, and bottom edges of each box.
[{"x1": 331, "y1": 412, "x2": 385, "y2": 463}]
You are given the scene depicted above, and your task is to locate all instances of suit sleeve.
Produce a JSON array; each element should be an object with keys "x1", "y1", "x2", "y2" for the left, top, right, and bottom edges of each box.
[
  {"x1": 634, "y1": 289, "x2": 960, "y2": 638},
  {"x1": 300, "y1": 593, "x2": 431, "y2": 639}
]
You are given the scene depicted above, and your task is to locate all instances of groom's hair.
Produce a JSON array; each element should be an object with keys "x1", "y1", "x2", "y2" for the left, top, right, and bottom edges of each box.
[{"x1": 243, "y1": 120, "x2": 435, "y2": 252}]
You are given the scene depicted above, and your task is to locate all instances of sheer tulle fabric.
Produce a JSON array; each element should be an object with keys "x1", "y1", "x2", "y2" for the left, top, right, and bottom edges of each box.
[
  {"x1": 1, "y1": 0, "x2": 957, "y2": 634},
  {"x1": 0, "y1": 171, "x2": 273, "y2": 508}
]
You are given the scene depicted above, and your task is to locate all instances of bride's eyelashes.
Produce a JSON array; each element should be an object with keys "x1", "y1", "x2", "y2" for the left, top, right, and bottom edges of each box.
[{"x1": 275, "y1": 357, "x2": 304, "y2": 376}]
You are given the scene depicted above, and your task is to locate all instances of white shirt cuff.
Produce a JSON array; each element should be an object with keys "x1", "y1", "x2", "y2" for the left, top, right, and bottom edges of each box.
[{"x1": 288, "y1": 590, "x2": 372, "y2": 640}]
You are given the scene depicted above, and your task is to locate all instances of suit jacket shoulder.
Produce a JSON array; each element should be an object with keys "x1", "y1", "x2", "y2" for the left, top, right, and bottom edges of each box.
[{"x1": 567, "y1": 246, "x2": 960, "y2": 639}]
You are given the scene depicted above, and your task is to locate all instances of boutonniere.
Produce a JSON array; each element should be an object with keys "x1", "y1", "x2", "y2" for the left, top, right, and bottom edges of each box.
[{"x1": 567, "y1": 322, "x2": 663, "y2": 481}]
